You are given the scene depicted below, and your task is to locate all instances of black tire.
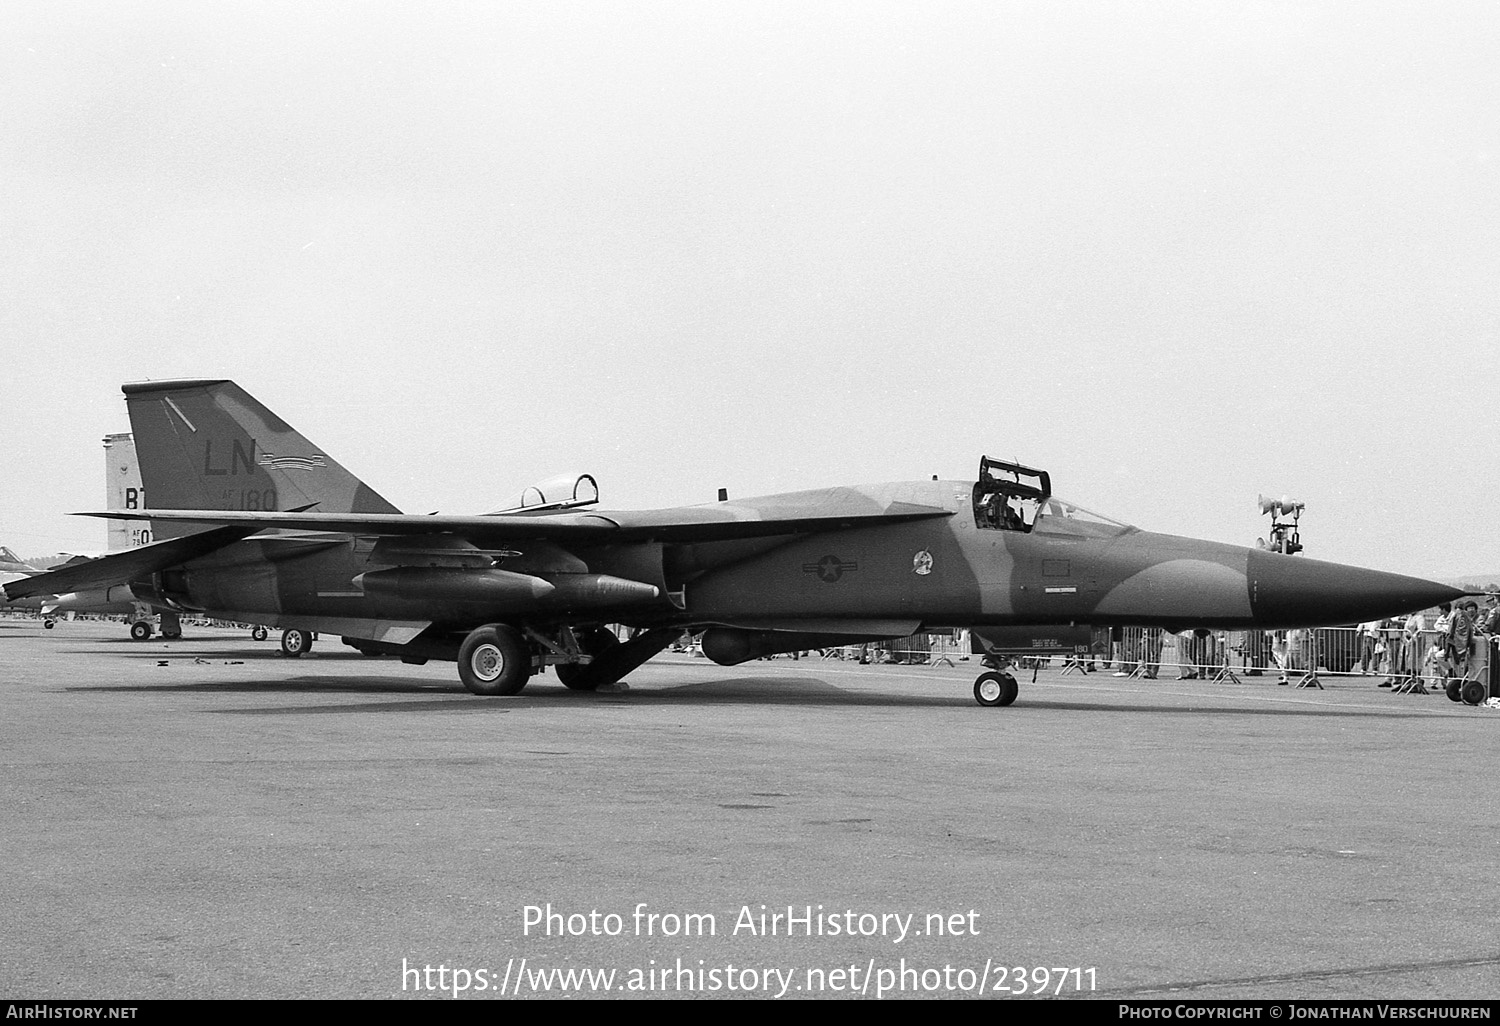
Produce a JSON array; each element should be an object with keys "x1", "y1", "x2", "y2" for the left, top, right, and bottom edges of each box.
[
  {"x1": 43, "y1": 620, "x2": 55, "y2": 630},
  {"x1": 161, "y1": 628, "x2": 182, "y2": 640},
  {"x1": 974, "y1": 671, "x2": 1019, "y2": 707},
  {"x1": 280, "y1": 628, "x2": 312, "y2": 658},
  {"x1": 252, "y1": 626, "x2": 268, "y2": 642},
  {"x1": 1445, "y1": 679, "x2": 1463, "y2": 703},
  {"x1": 458, "y1": 624, "x2": 531, "y2": 696},
  {"x1": 1461, "y1": 680, "x2": 1486, "y2": 706},
  {"x1": 556, "y1": 628, "x2": 621, "y2": 691},
  {"x1": 554, "y1": 662, "x2": 591, "y2": 689},
  {"x1": 586, "y1": 627, "x2": 621, "y2": 653},
  {"x1": 341, "y1": 637, "x2": 384, "y2": 657},
  {"x1": 130, "y1": 620, "x2": 152, "y2": 641}
]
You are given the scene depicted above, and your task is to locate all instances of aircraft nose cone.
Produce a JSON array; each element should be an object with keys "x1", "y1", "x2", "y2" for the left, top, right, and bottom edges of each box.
[{"x1": 1248, "y1": 548, "x2": 1466, "y2": 627}]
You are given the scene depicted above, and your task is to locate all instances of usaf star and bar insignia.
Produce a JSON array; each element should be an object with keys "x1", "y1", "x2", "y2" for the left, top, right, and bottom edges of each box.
[
  {"x1": 802, "y1": 555, "x2": 858, "y2": 582},
  {"x1": 801, "y1": 552, "x2": 935, "y2": 582}
]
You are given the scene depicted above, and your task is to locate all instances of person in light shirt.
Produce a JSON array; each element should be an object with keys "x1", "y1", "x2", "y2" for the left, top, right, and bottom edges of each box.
[
  {"x1": 1358, "y1": 620, "x2": 1383, "y2": 676},
  {"x1": 1400, "y1": 610, "x2": 1429, "y2": 692}
]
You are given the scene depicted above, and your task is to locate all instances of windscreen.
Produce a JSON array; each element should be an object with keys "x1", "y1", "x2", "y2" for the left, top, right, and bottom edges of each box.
[{"x1": 1032, "y1": 496, "x2": 1134, "y2": 537}]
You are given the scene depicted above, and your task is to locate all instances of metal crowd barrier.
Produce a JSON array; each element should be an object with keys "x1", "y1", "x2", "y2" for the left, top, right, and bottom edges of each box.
[
  {"x1": 817, "y1": 631, "x2": 971, "y2": 666},
  {"x1": 1376, "y1": 628, "x2": 1495, "y2": 700},
  {"x1": 769, "y1": 627, "x2": 1378, "y2": 678},
  {"x1": 684, "y1": 624, "x2": 1498, "y2": 703}
]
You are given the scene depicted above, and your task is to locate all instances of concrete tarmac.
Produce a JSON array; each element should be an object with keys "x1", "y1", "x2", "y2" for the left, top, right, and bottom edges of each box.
[{"x1": 2, "y1": 618, "x2": 1497, "y2": 1001}]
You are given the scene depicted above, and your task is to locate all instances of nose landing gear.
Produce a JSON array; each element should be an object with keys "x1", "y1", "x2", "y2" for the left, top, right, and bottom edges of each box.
[{"x1": 973, "y1": 664, "x2": 1019, "y2": 707}]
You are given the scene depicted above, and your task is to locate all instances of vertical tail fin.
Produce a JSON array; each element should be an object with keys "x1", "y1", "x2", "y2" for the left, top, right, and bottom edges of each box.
[
  {"x1": 123, "y1": 379, "x2": 400, "y2": 539},
  {"x1": 102, "y1": 432, "x2": 145, "y2": 551},
  {"x1": 0, "y1": 546, "x2": 33, "y2": 573}
]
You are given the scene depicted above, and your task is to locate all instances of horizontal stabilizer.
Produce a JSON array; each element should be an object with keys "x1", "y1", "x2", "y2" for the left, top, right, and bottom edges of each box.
[{"x1": 2, "y1": 524, "x2": 262, "y2": 601}]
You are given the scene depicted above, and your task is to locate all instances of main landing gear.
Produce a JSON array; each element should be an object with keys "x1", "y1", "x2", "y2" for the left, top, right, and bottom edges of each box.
[
  {"x1": 553, "y1": 627, "x2": 621, "y2": 692},
  {"x1": 280, "y1": 628, "x2": 314, "y2": 658},
  {"x1": 453, "y1": 623, "x2": 679, "y2": 697},
  {"x1": 973, "y1": 656, "x2": 1019, "y2": 707},
  {"x1": 457, "y1": 624, "x2": 530, "y2": 696}
]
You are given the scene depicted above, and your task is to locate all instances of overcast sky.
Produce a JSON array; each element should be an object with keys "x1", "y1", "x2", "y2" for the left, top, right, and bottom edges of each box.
[{"x1": 2, "y1": 1, "x2": 1496, "y2": 579}]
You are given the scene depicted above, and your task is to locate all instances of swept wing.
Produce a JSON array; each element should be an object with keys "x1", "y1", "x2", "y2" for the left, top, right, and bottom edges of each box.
[
  {"x1": 7, "y1": 495, "x2": 950, "y2": 604},
  {"x1": 2, "y1": 524, "x2": 265, "y2": 602},
  {"x1": 76, "y1": 497, "x2": 953, "y2": 544}
]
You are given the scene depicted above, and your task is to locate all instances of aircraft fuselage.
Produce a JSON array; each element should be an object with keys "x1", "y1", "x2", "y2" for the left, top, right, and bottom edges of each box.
[{"x1": 147, "y1": 479, "x2": 1449, "y2": 641}]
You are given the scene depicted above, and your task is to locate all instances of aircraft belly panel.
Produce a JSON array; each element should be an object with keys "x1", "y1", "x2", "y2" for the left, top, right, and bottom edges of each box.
[{"x1": 201, "y1": 609, "x2": 429, "y2": 644}]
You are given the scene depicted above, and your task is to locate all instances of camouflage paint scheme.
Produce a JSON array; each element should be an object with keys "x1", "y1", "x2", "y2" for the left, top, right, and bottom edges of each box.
[{"x1": 5, "y1": 380, "x2": 1465, "y2": 702}]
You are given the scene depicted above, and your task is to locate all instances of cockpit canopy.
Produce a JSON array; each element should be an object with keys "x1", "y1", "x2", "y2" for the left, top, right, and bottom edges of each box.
[
  {"x1": 972, "y1": 455, "x2": 1131, "y2": 537},
  {"x1": 973, "y1": 456, "x2": 1048, "y2": 532},
  {"x1": 488, "y1": 473, "x2": 600, "y2": 515}
]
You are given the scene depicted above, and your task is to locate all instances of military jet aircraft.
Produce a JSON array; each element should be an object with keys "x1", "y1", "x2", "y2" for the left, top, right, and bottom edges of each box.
[
  {"x1": 40, "y1": 433, "x2": 164, "y2": 637},
  {"x1": 0, "y1": 548, "x2": 128, "y2": 628},
  {"x1": 1, "y1": 435, "x2": 214, "y2": 639},
  {"x1": 1, "y1": 551, "x2": 136, "y2": 629},
  {"x1": 0, "y1": 547, "x2": 44, "y2": 615},
  {"x1": 0, "y1": 545, "x2": 39, "y2": 575},
  {"x1": 4, "y1": 379, "x2": 1465, "y2": 706}
]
